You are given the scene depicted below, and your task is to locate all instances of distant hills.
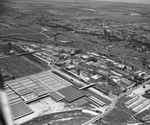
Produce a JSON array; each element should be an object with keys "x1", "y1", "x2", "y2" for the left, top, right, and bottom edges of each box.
[{"x1": 0, "y1": 0, "x2": 149, "y2": 14}]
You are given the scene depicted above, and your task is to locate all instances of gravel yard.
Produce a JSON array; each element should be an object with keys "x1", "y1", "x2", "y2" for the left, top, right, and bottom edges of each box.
[{"x1": 15, "y1": 97, "x2": 71, "y2": 124}]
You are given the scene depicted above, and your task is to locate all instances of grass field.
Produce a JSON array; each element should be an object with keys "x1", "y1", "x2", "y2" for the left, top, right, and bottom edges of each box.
[
  {"x1": 21, "y1": 109, "x2": 93, "y2": 125},
  {"x1": 0, "y1": 55, "x2": 43, "y2": 79},
  {"x1": 0, "y1": 44, "x2": 6, "y2": 53},
  {"x1": 0, "y1": 28, "x2": 34, "y2": 35},
  {"x1": 102, "y1": 107, "x2": 137, "y2": 125},
  {"x1": 12, "y1": 44, "x2": 50, "y2": 69},
  {"x1": 135, "y1": 109, "x2": 150, "y2": 123},
  {"x1": 116, "y1": 96, "x2": 136, "y2": 115}
]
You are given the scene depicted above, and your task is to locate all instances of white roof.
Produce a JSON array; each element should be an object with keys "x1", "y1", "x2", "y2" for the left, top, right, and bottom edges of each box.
[
  {"x1": 127, "y1": 123, "x2": 141, "y2": 125},
  {"x1": 91, "y1": 75, "x2": 100, "y2": 80},
  {"x1": 82, "y1": 55, "x2": 89, "y2": 59}
]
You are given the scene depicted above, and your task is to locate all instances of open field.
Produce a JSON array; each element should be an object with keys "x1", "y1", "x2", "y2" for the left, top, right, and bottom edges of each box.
[
  {"x1": 0, "y1": 55, "x2": 42, "y2": 79},
  {"x1": 0, "y1": 28, "x2": 34, "y2": 35},
  {"x1": 21, "y1": 108, "x2": 94, "y2": 125},
  {"x1": 0, "y1": 43, "x2": 7, "y2": 53},
  {"x1": 135, "y1": 109, "x2": 150, "y2": 123},
  {"x1": 0, "y1": 28, "x2": 47, "y2": 42},
  {"x1": 102, "y1": 107, "x2": 137, "y2": 125},
  {"x1": 12, "y1": 44, "x2": 50, "y2": 69}
]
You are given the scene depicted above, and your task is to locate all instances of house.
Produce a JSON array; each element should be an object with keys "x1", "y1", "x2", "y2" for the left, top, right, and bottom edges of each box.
[
  {"x1": 96, "y1": 69, "x2": 110, "y2": 77},
  {"x1": 91, "y1": 74, "x2": 102, "y2": 83},
  {"x1": 66, "y1": 65, "x2": 76, "y2": 70},
  {"x1": 81, "y1": 55, "x2": 89, "y2": 60}
]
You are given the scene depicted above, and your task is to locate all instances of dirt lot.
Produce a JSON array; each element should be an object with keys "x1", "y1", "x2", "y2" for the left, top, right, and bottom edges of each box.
[
  {"x1": 15, "y1": 97, "x2": 71, "y2": 124},
  {"x1": 102, "y1": 107, "x2": 137, "y2": 125}
]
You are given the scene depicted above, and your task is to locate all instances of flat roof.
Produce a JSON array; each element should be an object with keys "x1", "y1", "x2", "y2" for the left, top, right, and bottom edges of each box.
[{"x1": 5, "y1": 70, "x2": 73, "y2": 120}]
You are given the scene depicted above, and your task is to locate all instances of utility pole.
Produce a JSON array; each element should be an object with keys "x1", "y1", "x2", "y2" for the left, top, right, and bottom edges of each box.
[{"x1": 120, "y1": 56, "x2": 124, "y2": 70}]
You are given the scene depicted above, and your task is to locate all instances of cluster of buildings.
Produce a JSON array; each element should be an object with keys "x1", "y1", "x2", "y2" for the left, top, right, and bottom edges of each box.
[
  {"x1": 60, "y1": 17, "x2": 150, "y2": 53},
  {"x1": 38, "y1": 8, "x2": 150, "y2": 53},
  {"x1": 7, "y1": 38, "x2": 150, "y2": 124},
  {"x1": 20, "y1": 42, "x2": 150, "y2": 97},
  {"x1": 124, "y1": 80, "x2": 150, "y2": 121},
  {"x1": 1, "y1": 33, "x2": 150, "y2": 125},
  {"x1": 43, "y1": 47, "x2": 150, "y2": 96}
]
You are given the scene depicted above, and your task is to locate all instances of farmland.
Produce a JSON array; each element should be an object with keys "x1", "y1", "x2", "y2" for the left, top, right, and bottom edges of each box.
[
  {"x1": 0, "y1": 28, "x2": 48, "y2": 43},
  {"x1": 12, "y1": 44, "x2": 50, "y2": 69},
  {"x1": 0, "y1": 55, "x2": 43, "y2": 79}
]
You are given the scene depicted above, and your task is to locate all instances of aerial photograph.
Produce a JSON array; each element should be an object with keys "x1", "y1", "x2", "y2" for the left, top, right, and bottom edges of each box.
[{"x1": 0, "y1": 0, "x2": 150, "y2": 125}]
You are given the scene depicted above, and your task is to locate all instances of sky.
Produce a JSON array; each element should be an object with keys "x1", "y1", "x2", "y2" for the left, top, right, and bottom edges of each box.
[
  {"x1": 96, "y1": 0, "x2": 150, "y2": 4},
  {"x1": 1, "y1": 0, "x2": 150, "y2": 5}
]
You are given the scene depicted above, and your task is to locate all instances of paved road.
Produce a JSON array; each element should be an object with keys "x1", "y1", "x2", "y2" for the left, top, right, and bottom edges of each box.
[
  {"x1": 50, "y1": 66, "x2": 117, "y2": 125},
  {"x1": 82, "y1": 78, "x2": 150, "y2": 125},
  {"x1": 0, "y1": 23, "x2": 11, "y2": 28},
  {"x1": 4, "y1": 23, "x2": 149, "y2": 124},
  {"x1": 82, "y1": 96, "x2": 118, "y2": 125},
  {"x1": 50, "y1": 67, "x2": 116, "y2": 125},
  {"x1": 24, "y1": 27, "x2": 50, "y2": 38}
]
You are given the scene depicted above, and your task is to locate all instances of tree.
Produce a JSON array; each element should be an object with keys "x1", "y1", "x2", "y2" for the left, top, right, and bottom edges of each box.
[{"x1": 141, "y1": 58, "x2": 148, "y2": 70}]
